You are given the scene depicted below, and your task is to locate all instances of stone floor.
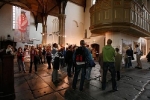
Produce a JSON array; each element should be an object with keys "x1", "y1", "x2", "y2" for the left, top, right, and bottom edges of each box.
[{"x1": 14, "y1": 57, "x2": 150, "y2": 100}]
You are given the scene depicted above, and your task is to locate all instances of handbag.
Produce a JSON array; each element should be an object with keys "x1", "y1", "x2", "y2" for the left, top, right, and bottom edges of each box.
[{"x1": 89, "y1": 60, "x2": 96, "y2": 67}]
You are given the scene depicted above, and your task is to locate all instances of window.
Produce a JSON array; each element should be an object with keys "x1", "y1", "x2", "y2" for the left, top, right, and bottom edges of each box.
[
  {"x1": 12, "y1": 6, "x2": 21, "y2": 29},
  {"x1": 92, "y1": 0, "x2": 96, "y2": 5}
]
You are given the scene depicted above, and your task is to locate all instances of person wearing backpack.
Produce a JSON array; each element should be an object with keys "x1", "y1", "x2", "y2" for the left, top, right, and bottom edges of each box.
[
  {"x1": 72, "y1": 40, "x2": 91, "y2": 91},
  {"x1": 134, "y1": 44, "x2": 142, "y2": 69},
  {"x1": 51, "y1": 43, "x2": 60, "y2": 83}
]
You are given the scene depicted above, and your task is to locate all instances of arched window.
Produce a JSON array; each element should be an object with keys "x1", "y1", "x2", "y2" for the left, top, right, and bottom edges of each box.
[{"x1": 12, "y1": 6, "x2": 21, "y2": 29}]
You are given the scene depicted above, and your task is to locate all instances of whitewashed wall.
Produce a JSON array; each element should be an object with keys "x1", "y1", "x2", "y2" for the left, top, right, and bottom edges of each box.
[
  {"x1": 0, "y1": 5, "x2": 13, "y2": 40},
  {"x1": 0, "y1": 4, "x2": 42, "y2": 49},
  {"x1": 65, "y1": 2, "x2": 85, "y2": 46},
  {"x1": 84, "y1": 35, "x2": 105, "y2": 53}
]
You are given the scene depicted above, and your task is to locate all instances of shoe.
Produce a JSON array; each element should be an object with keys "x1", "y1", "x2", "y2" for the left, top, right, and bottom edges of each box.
[
  {"x1": 138, "y1": 67, "x2": 142, "y2": 69},
  {"x1": 102, "y1": 87, "x2": 105, "y2": 90},
  {"x1": 79, "y1": 88, "x2": 83, "y2": 91},
  {"x1": 113, "y1": 88, "x2": 118, "y2": 92},
  {"x1": 72, "y1": 86, "x2": 76, "y2": 90},
  {"x1": 135, "y1": 66, "x2": 139, "y2": 68}
]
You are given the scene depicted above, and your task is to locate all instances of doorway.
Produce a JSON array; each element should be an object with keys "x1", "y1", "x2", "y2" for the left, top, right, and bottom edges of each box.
[{"x1": 91, "y1": 43, "x2": 100, "y2": 61}]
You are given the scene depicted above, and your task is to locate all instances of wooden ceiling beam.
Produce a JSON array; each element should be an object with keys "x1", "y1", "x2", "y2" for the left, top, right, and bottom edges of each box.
[
  {"x1": 0, "y1": 1, "x2": 29, "y2": 10},
  {"x1": 0, "y1": 2, "x2": 6, "y2": 9},
  {"x1": 47, "y1": 4, "x2": 58, "y2": 14},
  {"x1": 35, "y1": 0, "x2": 43, "y2": 8}
]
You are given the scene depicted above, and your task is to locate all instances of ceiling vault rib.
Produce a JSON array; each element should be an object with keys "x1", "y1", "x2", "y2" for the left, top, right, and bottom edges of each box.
[
  {"x1": 0, "y1": 1, "x2": 30, "y2": 11},
  {"x1": 35, "y1": 0, "x2": 43, "y2": 8},
  {"x1": 0, "y1": 3, "x2": 6, "y2": 9},
  {"x1": 47, "y1": 4, "x2": 58, "y2": 14}
]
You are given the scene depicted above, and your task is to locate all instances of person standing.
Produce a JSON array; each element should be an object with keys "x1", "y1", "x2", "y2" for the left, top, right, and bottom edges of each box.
[
  {"x1": 85, "y1": 45, "x2": 94, "y2": 81},
  {"x1": 42, "y1": 46, "x2": 46, "y2": 63},
  {"x1": 72, "y1": 40, "x2": 91, "y2": 91},
  {"x1": 98, "y1": 52, "x2": 103, "y2": 82},
  {"x1": 59, "y1": 47, "x2": 65, "y2": 68},
  {"x1": 38, "y1": 47, "x2": 43, "y2": 64},
  {"x1": 125, "y1": 46, "x2": 133, "y2": 68},
  {"x1": 65, "y1": 45, "x2": 73, "y2": 77},
  {"x1": 134, "y1": 44, "x2": 142, "y2": 69},
  {"x1": 51, "y1": 43, "x2": 60, "y2": 83},
  {"x1": 115, "y1": 48, "x2": 122, "y2": 81},
  {"x1": 46, "y1": 45, "x2": 52, "y2": 69},
  {"x1": 102, "y1": 39, "x2": 118, "y2": 91},
  {"x1": 29, "y1": 46, "x2": 38, "y2": 73},
  {"x1": 17, "y1": 47, "x2": 26, "y2": 73}
]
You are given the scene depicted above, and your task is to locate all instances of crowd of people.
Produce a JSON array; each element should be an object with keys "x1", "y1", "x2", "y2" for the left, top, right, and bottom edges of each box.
[{"x1": 5, "y1": 39, "x2": 146, "y2": 92}]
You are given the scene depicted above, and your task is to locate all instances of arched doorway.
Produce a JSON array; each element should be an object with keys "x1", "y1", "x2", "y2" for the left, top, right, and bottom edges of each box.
[{"x1": 91, "y1": 43, "x2": 100, "y2": 60}]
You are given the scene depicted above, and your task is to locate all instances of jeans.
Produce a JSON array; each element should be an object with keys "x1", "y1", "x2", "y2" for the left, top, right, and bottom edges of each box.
[
  {"x1": 60, "y1": 58, "x2": 65, "y2": 67},
  {"x1": 136, "y1": 54, "x2": 142, "y2": 68},
  {"x1": 46, "y1": 56, "x2": 52, "y2": 69},
  {"x1": 72, "y1": 64, "x2": 86, "y2": 90},
  {"x1": 116, "y1": 71, "x2": 120, "y2": 81},
  {"x1": 29, "y1": 60, "x2": 37, "y2": 73},
  {"x1": 18, "y1": 59, "x2": 26, "y2": 72},
  {"x1": 102, "y1": 62, "x2": 117, "y2": 90},
  {"x1": 125, "y1": 57, "x2": 132, "y2": 68},
  {"x1": 67, "y1": 62, "x2": 73, "y2": 76},
  {"x1": 85, "y1": 67, "x2": 92, "y2": 80},
  {"x1": 52, "y1": 69, "x2": 58, "y2": 82}
]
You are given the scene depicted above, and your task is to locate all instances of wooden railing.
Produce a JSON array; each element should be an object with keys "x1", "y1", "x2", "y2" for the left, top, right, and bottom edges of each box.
[{"x1": 89, "y1": 0, "x2": 150, "y2": 37}]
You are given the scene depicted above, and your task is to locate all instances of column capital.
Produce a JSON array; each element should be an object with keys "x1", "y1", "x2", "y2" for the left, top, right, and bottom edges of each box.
[{"x1": 58, "y1": 14, "x2": 66, "y2": 19}]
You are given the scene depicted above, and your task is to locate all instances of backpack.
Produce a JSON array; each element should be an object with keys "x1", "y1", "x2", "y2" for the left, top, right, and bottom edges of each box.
[{"x1": 75, "y1": 47, "x2": 85, "y2": 62}]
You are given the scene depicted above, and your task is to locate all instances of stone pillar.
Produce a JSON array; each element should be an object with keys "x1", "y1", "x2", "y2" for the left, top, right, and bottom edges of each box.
[
  {"x1": 58, "y1": 14, "x2": 66, "y2": 46},
  {"x1": 42, "y1": 15, "x2": 48, "y2": 45},
  {"x1": 42, "y1": 25, "x2": 47, "y2": 45}
]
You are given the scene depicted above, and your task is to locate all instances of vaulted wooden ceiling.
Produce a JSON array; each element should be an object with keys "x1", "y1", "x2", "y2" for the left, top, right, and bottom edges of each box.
[{"x1": 0, "y1": 0, "x2": 86, "y2": 24}]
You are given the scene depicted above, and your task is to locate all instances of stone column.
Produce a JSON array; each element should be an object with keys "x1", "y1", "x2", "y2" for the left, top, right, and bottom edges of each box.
[
  {"x1": 42, "y1": 25, "x2": 47, "y2": 45},
  {"x1": 58, "y1": 14, "x2": 66, "y2": 46},
  {"x1": 42, "y1": 15, "x2": 48, "y2": 45}
]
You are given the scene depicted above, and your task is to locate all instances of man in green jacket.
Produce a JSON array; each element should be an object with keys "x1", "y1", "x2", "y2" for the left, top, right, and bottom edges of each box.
[{"x1": 102, "y1": 39, "x2": 118, "y2": 91}]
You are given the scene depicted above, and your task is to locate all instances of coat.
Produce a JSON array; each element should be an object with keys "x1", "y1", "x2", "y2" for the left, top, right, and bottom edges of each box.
[
  {"x1": 115, "y1": 52, "x2": 122, "y2": 71},
  {"x1": 146, "y1": 52, "x2": 150, "y2": 62}
]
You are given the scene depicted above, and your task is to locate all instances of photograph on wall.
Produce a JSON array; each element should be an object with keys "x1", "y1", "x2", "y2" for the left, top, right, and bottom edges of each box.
[{"x1": 14, "y1": 9, "x2": 30, "y2": 42}]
